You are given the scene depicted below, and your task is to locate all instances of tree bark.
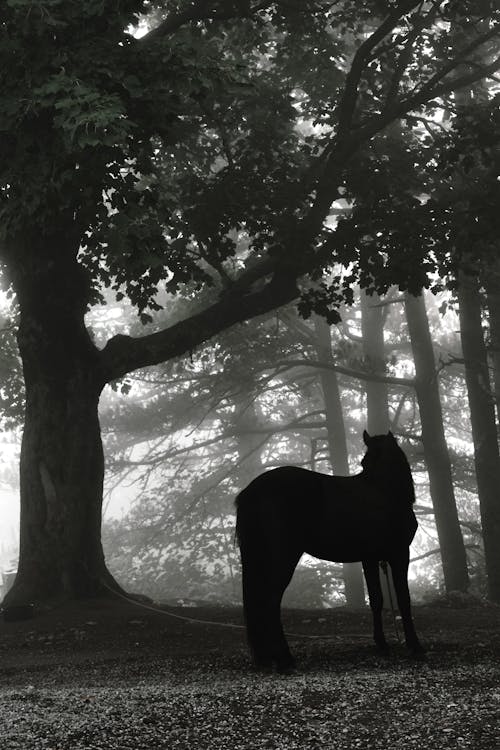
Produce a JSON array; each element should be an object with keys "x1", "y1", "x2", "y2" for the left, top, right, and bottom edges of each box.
[
  {"x1": 404, "y1": 292, "x2": 469, "y2": 592},
  {"x1": 313, "y1": 317, "x2": 366, "y2": 608},
  {"x1": 3, "y1": 238, "x2": 119, "y2": 605},
  {"x1": 457, "y1": 268, "x2": 500, "y2": 602}
]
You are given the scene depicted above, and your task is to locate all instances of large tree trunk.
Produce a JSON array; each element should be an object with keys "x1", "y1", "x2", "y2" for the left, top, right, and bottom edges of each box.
[
  {"x1": 457, "y1": 268, "x2": 500, "y2": 602},
  {"x1": 404, "y1": 292, "x2": 469, "y2": 592},
  {"x1": 313, "y1": 317, "x2": 366, "y2": 608},
  {"x1": 3, "y1": 239, "x2": 118, "y2": 605}
]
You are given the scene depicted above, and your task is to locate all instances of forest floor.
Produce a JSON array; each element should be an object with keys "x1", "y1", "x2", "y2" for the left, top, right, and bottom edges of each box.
[{"x1": 0, "y1": 595, "x2": 499, "y2": 749}]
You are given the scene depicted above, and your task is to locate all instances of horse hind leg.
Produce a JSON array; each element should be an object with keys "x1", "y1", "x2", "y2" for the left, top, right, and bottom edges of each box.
[
  {"x1": 241, "y1": 547, "x2": 300, "y2": 673},
  {"x1": 266, "y1": 551, "x2": 301, "y2": 673},
  {"x1": 241, "y1": 557, "x2": 274, "y2": 670},
  {"x1": 362, "y1": 559, "x2": 388, "y2": 651}
]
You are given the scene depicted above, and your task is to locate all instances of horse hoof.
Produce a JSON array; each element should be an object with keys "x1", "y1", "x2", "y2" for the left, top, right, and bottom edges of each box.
[
  {"x1": 275, "y1": 656, "x2": 296, "y2": 675},
  {"x1": 251, "y1": 657, "x2": 273, "y2": 673},
  {"x1": 276, "y1": 661, "x2": 295, "y2": 675},
  {"x1": 409, "y1": 644, "x2": 426, "y2": 660}
]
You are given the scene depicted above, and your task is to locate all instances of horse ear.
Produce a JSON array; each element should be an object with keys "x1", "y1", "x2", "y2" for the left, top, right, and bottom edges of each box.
[{"x1": 363, "y1": 430, "x2": 371, "y2": 445}]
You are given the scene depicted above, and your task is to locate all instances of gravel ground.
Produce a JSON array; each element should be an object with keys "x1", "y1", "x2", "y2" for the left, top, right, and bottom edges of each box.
[{"x1": 0, "y1": 598, "x2": 499, "y2": 749}]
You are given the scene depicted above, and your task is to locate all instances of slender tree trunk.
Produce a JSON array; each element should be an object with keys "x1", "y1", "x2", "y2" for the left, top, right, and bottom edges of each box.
[
  {"x1": 231, "y1": 398, "x2": 266, "y2": 600},
  {"x1": 360, "y1": 289, "x2": 397, "y2": 607},
  {"x1": 235, "y1": 398, "x2": 265, "y2": 485},
  {"x1": 457, "y1": 269, "x2": 500, "y2": 602},
  {"x1": 485, "y1": 264, "x2": 500, "y2": 424},
  {"x1": 314, "y1": 317, "x2": 365, "y2": 608},
  {"x1": 404, "y1": 292, "x2": 469, "y2": 592},
  {"x1": 3, "y1": 238, "x2": 118, "y2": 605},
  {"x1": 360, "y1": 290, "x2": 389, "y2": 433}
]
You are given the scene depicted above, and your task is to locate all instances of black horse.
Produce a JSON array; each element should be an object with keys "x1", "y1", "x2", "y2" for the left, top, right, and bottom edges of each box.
[{"x1": 235, "y1": 430, "x2": 422, "y2": 671}]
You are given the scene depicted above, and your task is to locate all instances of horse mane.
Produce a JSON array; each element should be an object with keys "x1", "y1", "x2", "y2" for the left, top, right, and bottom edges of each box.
[{"x1": 392, "y1": 448, "x2": 416, "y2": 504}]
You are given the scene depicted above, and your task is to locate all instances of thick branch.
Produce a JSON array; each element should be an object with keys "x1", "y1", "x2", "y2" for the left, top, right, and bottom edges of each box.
[{"x1": 100, "y1": 269, "x2": 299, "y2": 383}]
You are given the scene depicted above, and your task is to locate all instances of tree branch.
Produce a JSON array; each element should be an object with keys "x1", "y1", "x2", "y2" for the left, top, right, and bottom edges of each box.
[
  {"x1": 408, "y1": 22, "x2": 500, "y2": 103},
  {"x1": 349, "y1": 41, "x2": 500, "y2": 146},
  {"x1": 336, "y1": 1, "x2": 423, "y2": 136},
  {"x1": 274, "y1": 358, "x2": 415, "y2": 387},
  {"x1": 139, "y1": 1, "x2": 269, "y2": 43},
  {"x1": 384, "y1": 4, "x2": 437, "y2": 108},
  {"x1": 410, "y1": 544, "x2": 480, "y2": 564},
  {"x1": 110, "y1": 410, "x2": 326, "y2": 466}
]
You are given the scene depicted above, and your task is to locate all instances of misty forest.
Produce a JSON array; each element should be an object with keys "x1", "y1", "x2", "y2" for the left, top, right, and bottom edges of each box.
[{"x1": 1, "y1": 2, "x2": 500, "y2": 749}]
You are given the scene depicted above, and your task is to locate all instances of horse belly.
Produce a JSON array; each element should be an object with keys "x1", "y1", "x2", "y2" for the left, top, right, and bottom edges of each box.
[
  {"x1": 304, "y1": 527, "x2": 380, "y2": 564},
  {"x1": 305, "y1": 547, "x2": 374, "y2": 564},
  {"x1": 304, "y1": 512, "x2": 415, "y2": 562}
]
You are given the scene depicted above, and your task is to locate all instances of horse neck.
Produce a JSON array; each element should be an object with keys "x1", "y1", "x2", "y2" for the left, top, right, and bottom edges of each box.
[{"x1": 365, "y1": 460, "x2": 415, "y2": 504}]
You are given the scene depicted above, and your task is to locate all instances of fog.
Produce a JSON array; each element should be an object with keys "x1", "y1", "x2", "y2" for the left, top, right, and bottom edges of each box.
[{"x1": 0, "y1": 280, "x2": 489, "y2": 609}]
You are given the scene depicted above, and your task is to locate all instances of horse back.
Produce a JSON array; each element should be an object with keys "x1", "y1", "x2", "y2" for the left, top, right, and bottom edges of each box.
[{"x1": 236, "y1": 466, "x2": 417, "y2": 562}]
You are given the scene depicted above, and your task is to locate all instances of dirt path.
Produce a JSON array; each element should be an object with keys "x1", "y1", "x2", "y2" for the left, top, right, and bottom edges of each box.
[{"x1": 1, "y1": 599, "x2": 499, "y2": 749}]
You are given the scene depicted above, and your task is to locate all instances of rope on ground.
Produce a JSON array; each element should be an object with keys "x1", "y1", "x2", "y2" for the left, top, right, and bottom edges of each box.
[
  {"x1": 102, "y1": 581, "x2": 371, "y2": 641},
  {"x1": 108, "y1": 583, "x2": 246, "y2": 630}
]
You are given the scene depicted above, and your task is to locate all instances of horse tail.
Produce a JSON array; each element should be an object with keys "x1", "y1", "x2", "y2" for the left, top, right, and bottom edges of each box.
[
  {"x1": 235, "y1": 485, "x2": 267, "y2": 562},
  {"x1": 235, "y1": 484, "x2": 269, "y2": 592},
  {"x1": 235, "y1": 486, "x2": 273, "y2": 663},
  {"x1": 234, "y1": 488, "x2": 246, "y2": 548}
]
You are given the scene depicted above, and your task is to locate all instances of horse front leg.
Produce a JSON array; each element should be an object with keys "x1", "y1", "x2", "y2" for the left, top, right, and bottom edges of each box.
[
  {"x1": 362, "y1": 559, "x2": 388, "y2": 651},
  {"x1": 389, "y1": 549, "x2": 424, "y2": 656}
]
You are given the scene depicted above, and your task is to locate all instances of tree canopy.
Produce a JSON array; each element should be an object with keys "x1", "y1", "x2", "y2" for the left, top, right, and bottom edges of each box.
[{"x1": 2, "y1": 1, "x2": 499, "y2": 361}]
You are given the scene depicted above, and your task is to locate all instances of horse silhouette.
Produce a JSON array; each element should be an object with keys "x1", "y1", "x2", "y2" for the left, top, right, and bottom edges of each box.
[{"x1": 236, "y1": 430, "x2": 422, "y2": 671}]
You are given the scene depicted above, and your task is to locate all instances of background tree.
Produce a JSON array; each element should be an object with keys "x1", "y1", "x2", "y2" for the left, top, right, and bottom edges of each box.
[
  {"x1": 330, "y1": 66, "x2": 500, "y2": 598},
  {"x1": 312, "y1": 316, "x2": 365, "y2": 606},
  {"x1": 404, "y1": 292, "x2": 469, "y2": 592}
]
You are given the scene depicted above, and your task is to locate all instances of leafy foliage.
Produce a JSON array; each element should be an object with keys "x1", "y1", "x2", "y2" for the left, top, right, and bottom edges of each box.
[
  {"x1": 0, "y1": 306, "x2": 24, "y2": 428},
  {"x1": 2, "y1": 1, "x2": 499, "y2": 322}
]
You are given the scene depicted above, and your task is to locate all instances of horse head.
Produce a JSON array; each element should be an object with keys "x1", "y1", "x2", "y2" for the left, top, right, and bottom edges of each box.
[{"x1": 361, "y1": 430, "x2": 415, "y2": 504}]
